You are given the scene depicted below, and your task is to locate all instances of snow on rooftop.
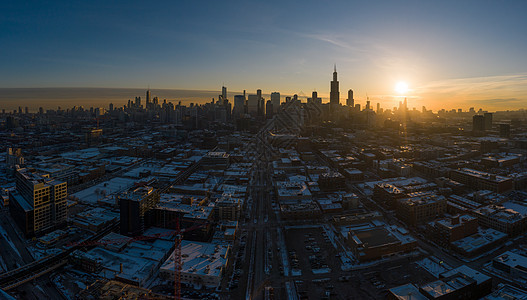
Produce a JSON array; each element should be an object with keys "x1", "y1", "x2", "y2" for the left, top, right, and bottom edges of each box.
[
  {"x1": 72, "y1": 177, "x2": 136, "y2": 204},
  {"x1": 440, "y1": 265, "x2": 490, "y2": 285},
  {"x1": 451, "y1": 228, "x2": 507, "y2": 253},
  {"x1": 160, "y1": 240, "x2": 228, "y2": 281},
  {"x1": 389, "y1": 284, "x2": 428, "y2": 300}
]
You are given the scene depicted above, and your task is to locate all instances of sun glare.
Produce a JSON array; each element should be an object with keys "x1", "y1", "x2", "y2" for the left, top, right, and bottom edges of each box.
[{"x1": 395, "y1": 81, "x2": 409, "y2": 94}]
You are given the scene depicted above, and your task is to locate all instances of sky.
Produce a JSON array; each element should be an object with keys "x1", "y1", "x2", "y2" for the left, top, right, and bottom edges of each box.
[{"x1": 1, "y1": 0, "x2": 527, "y2": 111}]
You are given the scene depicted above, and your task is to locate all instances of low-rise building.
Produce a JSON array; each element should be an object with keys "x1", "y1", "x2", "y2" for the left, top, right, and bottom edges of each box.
[
  {"x1": 419, "y1": 273, "x2": 478, "y2": 300},
  {"x1": 160, "y1": 240, "x2": 229, "y2": 288},
  {"x1": 440, "y1": 265, "x2": 492, "y2": 298},
  {"x1": 481, "y1": 283, "x2": 527, "y2": 300},
  {"x1": 451, "y1": 228, "x2": 507, "y2": 257},
  {"x1": 450, "y1": 168, "x2": 513, "y2": 193},
  {"x1": 492, "y1": 251, "x2": 527, "y2": 282},
  {"x1": 396, "y1": 194, "x2": 446, "y2": 226},
  {"x1": 473, "y1": 204, "x2": 527, "y2": 236},
  {"x1": 427, "y1": 215, "x2": 478, "y2": 247},
  {"x1": 345, "y1": 223, "x2": 417, "y2": 262},
  {"x1": 201, "y1": 151, "x2": 230, "y2": 169},
  {"x1": 388, "y1": 284, "x2": 428, "y2": 300}
]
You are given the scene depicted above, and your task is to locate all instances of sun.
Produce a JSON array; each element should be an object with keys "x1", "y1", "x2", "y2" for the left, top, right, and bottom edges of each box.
[{"x1": 395, "y1": 81, "x2": 409, "y2": 94}]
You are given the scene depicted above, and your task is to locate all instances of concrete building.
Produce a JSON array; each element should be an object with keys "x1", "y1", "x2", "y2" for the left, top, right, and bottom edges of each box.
[
  {"x1": 450, "y1": 168, "x2": 513, "y2": 193},
  {"x1": 214, "y1": 195, "x2": 243, "y2": 221},
  {"x1": 119, "y1": 186, "x2": 160, "y2": 236},
  {"x1": 160, "y1": 240, "x2": 229, "y2": 288},
  {"x1": 426, "y1": 215, "x2": 478, "y2": 247},
  {"x1": 419, "y1": 273, "x2": 478, "y2": 300},
  {"x1": 345, "y1": 222, "x2": 417, "y2": 262},
  {"x1": 473, "y1": 204, "x2": 527, "y2": 236},
  {"x1": 440, "y1": 265, "x2": 492, "y2": 298},
  {"x1": 473, "y1": 115, "x2": 485, "y2": 132},
  {"x1": 201, "y1": 151, "x2": 230, "y2": 169},
  {"x1": 451, "y1": 228, "x2": 507, "y2": 257},
  {"x1": 482, "y1": 283, "x2": 527, "y2": 300},
  {"x1": 492, "y1": 251, "x2": 527, "y2": 282},
  {"x1": 9, "y1": 168, "x2": 67, "y2": 237},
  {"x1": 388, "y1": 284, "x2": 428, "y2": 300},
  {"x1": 396, "y1": 194, "x2": 447, "y2": 226}
]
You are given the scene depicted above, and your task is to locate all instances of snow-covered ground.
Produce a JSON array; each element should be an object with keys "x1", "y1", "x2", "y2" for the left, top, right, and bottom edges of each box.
[{"x1": 27, "y1": 245, "x2": 62, "y2": 261}]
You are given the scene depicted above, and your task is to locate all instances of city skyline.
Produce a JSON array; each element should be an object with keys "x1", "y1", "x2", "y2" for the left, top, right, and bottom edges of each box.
[{"x1": 2, "y1": 1, "x2": 527, "y2": 111}]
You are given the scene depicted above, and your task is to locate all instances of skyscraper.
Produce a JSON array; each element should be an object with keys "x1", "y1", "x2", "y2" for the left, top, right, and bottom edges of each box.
[
  {"x1": 146, "y1": 89, "x2": 151, "y2": 105},
  {"x1": 233, "y1": 95, "x2": 245, "y2": 117},
  {"x1": 271, "y1": 92, "x2": 280, "y2": 113},
  {"x1": 248, "y1": 94, "x2": 259, "y2": 115},
  {"x1": 309, "y1": 91, "x2": 322, "y2": 104},
  {"x1": 257, "y1": 89, "x2": 263, "y2": 116},
  {"x1": 330, "y1": 65, "x2": 340, "y2": 108},
  {"x1": 222, "y1": 86, "x2": 227, "y2": 101},
  {"x1": 346, "y1": 89, "x2": 354, "y2": 107}
]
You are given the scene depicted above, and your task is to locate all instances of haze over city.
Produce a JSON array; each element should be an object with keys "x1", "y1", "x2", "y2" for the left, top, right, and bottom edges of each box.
[
  {"x1": 2, "y1": 2, "x2": 527, "y2": 300},
  {"x1": 2, "y1": 0, "x2": 527, "y2": 111}
]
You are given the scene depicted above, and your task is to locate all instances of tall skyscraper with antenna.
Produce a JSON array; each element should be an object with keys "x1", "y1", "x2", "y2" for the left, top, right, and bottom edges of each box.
[
  {"x1": 146, "y1": 88, "x2": 151, "y2": 105},
  {"x1": 330, "y1": 65, "x2": 340, "y2": 112}
]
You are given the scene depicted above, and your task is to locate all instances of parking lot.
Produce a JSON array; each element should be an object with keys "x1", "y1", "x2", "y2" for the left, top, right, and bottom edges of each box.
[{"x1": 281, "y1": 225, "x2": 435, "y2": 299}]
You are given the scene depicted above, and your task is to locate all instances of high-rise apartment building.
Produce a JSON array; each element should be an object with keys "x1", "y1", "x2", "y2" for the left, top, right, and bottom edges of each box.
[
  {"x1": 473, "y1": 115, "x2": 485, "y2": 132},
  {"x1": 119, "y1": 186, "x2": 160, "y2": 236},
  {"x1": 484, "y1": 112, "x2": 493, "y2": 130},
  {"x1": 9, "y1": 168, "x2": 68, "y2": 237}
]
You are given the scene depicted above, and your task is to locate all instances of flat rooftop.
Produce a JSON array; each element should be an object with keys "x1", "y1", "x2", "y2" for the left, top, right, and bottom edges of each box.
[
  {"x1": 388, "y1": 284, "x2": 428, "y2": 300},
  {"x1": 351, "y1": 226, "x2": 400, "y2": 247},
  {"x1": 160, "y1": 240, "x2": 228, "y2": 278}
]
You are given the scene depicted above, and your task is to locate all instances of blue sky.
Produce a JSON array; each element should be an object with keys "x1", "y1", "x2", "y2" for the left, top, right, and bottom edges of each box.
[{"x1": 1, "y1": 0, "x2": 527, "y2": 110}]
